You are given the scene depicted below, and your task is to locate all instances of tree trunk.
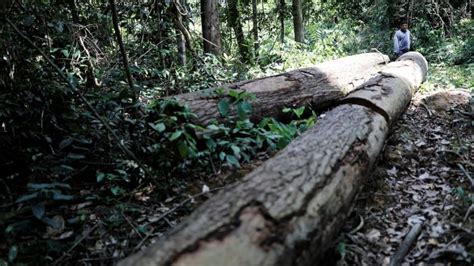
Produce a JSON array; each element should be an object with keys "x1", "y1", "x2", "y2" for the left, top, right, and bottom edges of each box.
[
  {"x1": 109, "y1": 0, "x2": 136, "y2": 101},
  {"x1": 155, "y1": 0, "x2": 165, "y2": 67},
  {"x1": 176, "y1": 0, "x2": 186, "y2": 66},
  {"x1": 119, "y1": 52, "x2": 428, "y2": 266},
  {"x1": 176, "y1": 30, "x2": 186, "y2": 66},
  {"x1": 201, "y1": 0, "x2": 222, "y2": 55},
  {"x1": 292, "y1": 0, "x2": 304, "y2": 43},
  {"x1": 170, "y1": 52, "x2": 389, "y2": 125},
  {"x1": 279, "y1": 0, "x2": 285, "y2": 43},
  {"x1": 252, "y1": 0, "x2": 259, "y2": 54},
  {"x1": 227, "y1": 0, "x2": 250, "y2": 61}
]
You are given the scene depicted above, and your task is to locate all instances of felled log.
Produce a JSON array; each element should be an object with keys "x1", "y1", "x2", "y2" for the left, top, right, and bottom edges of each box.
[
  {"x1": 171, "y1": 53, "x2": 389, "y2": 125},
  {"x1": 120, "y1": 52, "x2": 428, "y2": 266}
]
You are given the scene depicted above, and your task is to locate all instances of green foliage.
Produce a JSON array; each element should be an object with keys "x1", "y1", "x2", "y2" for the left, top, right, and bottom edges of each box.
[
  {"x1": 1, "y1": 0, "x2": 472, "y2": 263},
  {"x1": 336, "y1": 241, "x2": 347, "y2": 258},
  {"x1": 421, "y1": 63, "x2": 474, "y2": 93},
  {"x1": 414, "y1": 19, "x2": 474, "y2": 65}
]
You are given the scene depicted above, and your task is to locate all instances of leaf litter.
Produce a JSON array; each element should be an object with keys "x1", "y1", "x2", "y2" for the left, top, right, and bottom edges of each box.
[{"x1": 326, "y1": 89, "x2": 473, "y2": 265}]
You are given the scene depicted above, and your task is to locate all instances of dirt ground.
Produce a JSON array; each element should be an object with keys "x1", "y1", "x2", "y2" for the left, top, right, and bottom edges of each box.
[{"x1": 326, "y1": 89, "x2": 473, "y2": 265}]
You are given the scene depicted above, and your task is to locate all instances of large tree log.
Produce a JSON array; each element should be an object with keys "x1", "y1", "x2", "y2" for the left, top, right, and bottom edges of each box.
[
  {"x1": 171, "y1": 53, "x2": 389, "y2": 125},
  {"x1": 120, "y1": 52, "x2": 427, "y2": 266}
]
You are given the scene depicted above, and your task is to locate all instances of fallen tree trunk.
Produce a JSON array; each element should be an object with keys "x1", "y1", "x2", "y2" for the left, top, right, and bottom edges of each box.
[
  {"x1": 120, "y1": 52, "x2": 428, "y2": 266},
  {"x1": 171, "y1": 53, "x2": 389, "y2": 125}
]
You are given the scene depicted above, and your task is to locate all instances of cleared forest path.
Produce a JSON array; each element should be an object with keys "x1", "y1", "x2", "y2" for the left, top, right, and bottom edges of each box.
[{"x1": 326, "y1": 89, "x2": 473, "y2": 265}]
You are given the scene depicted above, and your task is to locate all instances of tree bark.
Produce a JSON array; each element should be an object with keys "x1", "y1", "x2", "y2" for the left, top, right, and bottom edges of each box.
[
  {"x1": 201, "y1": 0, "x2": 222, "y2": 55},
  {"x1": 175, "y1": 0, "x2": 186, "y2": 66},
  {"x1": 109, "y1": 0, "x2": 136, "y2": 101},
  {"x1": 279, "y1": 0, "x2": 285, "y2": 43},
  {"x1": 292, "y1": 0, "x2": 304, "y2": 43},
  {"x1": 170, "y1": 52, "x2": 390, "y2": 125},
  {"x1": 227, "y1": 0, "x2": 250, "y2": 62},
  {"x1": 155, "y1": 0, "x2": 165, "y2": 67},
  {"x1": 252, "y1": 0, "x2": 259, "y2": 54},
  {"x1": 120, "y1": 52, "x2": 428, "y2": 266},
  {"x1": 176, "y1": 30, "x2": 186, "y2": 66}
]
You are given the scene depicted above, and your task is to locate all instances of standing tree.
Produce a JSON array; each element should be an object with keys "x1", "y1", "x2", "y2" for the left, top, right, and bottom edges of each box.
[
  {"x1": 279, "y1": 0, "x2": 286, "y2": 43},
  {"x1": 175, "y1": 0, "x2": 187, "y2": 66},
  {"x1": 292, "y1": 0, "x2": 304, "y2": 43},
  {"x1": 109, "y1": 0, "x2": 136, "y2": 101},
  {"x1": 252, "y1": 0, "x2": 259, "y2": 55},
  {"x1": 227, "y1": 0, "x2": 250, "y2": 61},
  {"x1": 201, "y1": 0, "x2": 222, "y2": 55}
]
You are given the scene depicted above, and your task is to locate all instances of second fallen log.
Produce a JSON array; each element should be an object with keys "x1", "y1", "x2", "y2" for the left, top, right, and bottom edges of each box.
[
  {"x1": 120, "y1": 52, "x2": 428, "y2": 266},
  {"x1": 171, "y1": 52, "x2": 389, "y2": 125}
]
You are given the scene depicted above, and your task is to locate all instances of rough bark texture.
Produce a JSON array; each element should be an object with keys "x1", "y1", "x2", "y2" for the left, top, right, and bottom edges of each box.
[
  {"x1": 227, "y1": 0, "x2": 250, "y2": 62},
  {"x1": 121, "y1": 104, "x2": 388, "y2": 266},
  {"x1": 292, "y1": 0, "x2": 304, "y2": 43},
  {"x1": 341, "y1": 52, "x2": 428, "y2": 125},
  {"x1": 120, "y1": 53, "x2": 427, "y2": 266},
  {"x1": 201, "y1": 0, "x2": 222, "y2": 55},
  {"x1": 279, "y1": 0, "x2": 285, "y2": 43},
  {"x1": 252, "y1": 0, "x2": 259, "y2": 53},
  {"x1": 171, "y1": 52, "x2": 389, "y2": 125}
]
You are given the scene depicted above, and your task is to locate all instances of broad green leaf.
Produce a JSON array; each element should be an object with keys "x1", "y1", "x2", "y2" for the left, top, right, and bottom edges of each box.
[
  {"x1": 240, "y1": 101, "x2": 252, "y2": 113},
  {"x1": 231, "y1": 145, "x2": 240, "y2": 156},
  {"x1": 32, "y1": 203, "x2": 45, "y2": 220},
  {"x1": 207, "y1": 124, "x2": 220, "y2": 130},
  {"x1": 294, "y1": 106, "x2": 305, "y2": 118},
  {"x1": 96, "y1": 172, "x2": 105, "y2": 182},
  {"x1": 111, "y1": 186, "x2": 122, "y2": 196},
  {"x1": 237, "y1": 102, "x2": 251, "y2": 120},
  {"x1": 226, "y1": 155, "x2": 240, "y2": 168},
  {"x1": 219, "y1": 152, "x2": 226, "y2": 161},
  {"x1": 218, "y1": 99, "x2": 230, "y2": 117},
  {"x1": 61, "y1": 49, "x2": 70, "y2": 57},
  {"x1": 228, "y1": 90, "x2": 239, "y2": 99},
  {"x1": 336, "y1": 241, "x2": 346, "y2": 257},
  {"x1": 177, "y1": 141, "x2": 189, "y2": 158},
  {"x1": 149, "y1": 122, "x2": 166, "y2": 132},
  {"x1": 8, "y1": 245, "x2": 17, "y2": 262},
  {"x1": 169, "y1": 131, "x2": 183, "y2": 141}
]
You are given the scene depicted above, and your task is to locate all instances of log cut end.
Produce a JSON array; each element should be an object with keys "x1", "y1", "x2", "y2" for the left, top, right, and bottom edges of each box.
[{"x1": 397, "y1": 52, "x2": 429, "y2": 81}]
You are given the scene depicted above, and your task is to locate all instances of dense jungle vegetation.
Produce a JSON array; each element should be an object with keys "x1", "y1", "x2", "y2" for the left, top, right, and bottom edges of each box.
[{"x1": 0, "y1": 0, "x2": 472, "y2": 264}]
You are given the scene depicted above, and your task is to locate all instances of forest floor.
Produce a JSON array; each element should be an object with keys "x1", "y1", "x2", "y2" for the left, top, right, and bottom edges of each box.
[
  {"x1": 12, "y1": 65, "x2": 471, "y2": 265},
  {"x1": 326, "y1": 87, "x2": 473, "y2": 264}
]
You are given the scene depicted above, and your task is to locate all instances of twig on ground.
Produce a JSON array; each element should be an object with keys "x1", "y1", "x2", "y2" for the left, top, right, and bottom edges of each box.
[
  {"x1": 419, "y1": 101, "x2": 432, "y2": 117},
  {"x1": 458, "y1": 163, "x2": 474, "y2": 190},
  {"x1": 54, "y1": 224, "x2": 99, "y2": 265},
  {"x1": 390, "y1": 222, "x2": 423, "y2": 266},
  {"x1": 463, "y1": 204, "x2": 474, "y2": 223},
  {"x1": 122, "y1": 212, "x2": 144, "y2": 239},
  {"x1": 449, "y1": 223, "x2": 474, "y2": 237},
  {"x1": 349, "y1": 215, "x2": 365, "y2": 235},
  {"x1": 133, "y1": 184, "x2": 235, "y2": 252}
]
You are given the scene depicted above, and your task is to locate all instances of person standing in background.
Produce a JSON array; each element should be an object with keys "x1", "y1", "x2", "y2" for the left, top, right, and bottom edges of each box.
[{"x1": 393, "y1": 22, "x2": 411, "y2": 57}]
